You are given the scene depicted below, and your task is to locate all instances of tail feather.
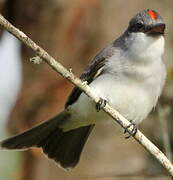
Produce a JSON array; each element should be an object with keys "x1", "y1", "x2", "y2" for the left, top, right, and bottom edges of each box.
[
  {"x1": 40, "y1": 125, "x2": 94, "y2": 169},
  {"x1": 0, "y1": 111, "x2": 94, "y2": 169},
  {"x1": 0, "y1": 111, "x2": 68, "y2": 150}
]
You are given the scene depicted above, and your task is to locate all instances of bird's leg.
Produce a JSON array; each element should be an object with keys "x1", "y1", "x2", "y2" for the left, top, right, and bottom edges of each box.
[
  {"x1": 124, "y1": 122, "x2": 137, "y2": 139},
  {"x1": 96, "y1": 98, "x2": 107, "y2": 112}
]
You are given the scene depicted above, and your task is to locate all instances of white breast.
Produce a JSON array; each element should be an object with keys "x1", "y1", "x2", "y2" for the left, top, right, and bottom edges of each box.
[
  {"x1": 125, "y1": 32, "x2": 165, "y2": 62},
  {"x1": 89, "y1": 68, "x2": 165, "y2": 124}
]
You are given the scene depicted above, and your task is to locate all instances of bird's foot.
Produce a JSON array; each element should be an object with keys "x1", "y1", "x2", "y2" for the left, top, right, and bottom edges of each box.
[
  {"x1": 124, "y1": 123, "x2": 137, "y2": 139},
  {"x1": 96, "y1": 98, "x2": 107, "y2": 112}
]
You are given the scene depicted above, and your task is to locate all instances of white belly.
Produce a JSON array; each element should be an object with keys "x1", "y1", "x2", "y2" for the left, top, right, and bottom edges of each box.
[{"x1": 63, "y1": 73, "x2": 161, "y2": 131}]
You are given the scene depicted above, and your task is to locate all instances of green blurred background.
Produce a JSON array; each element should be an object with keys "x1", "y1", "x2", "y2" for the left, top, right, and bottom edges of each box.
[{"x1": 0, "y1": 0, "x2": 173, "y2": 180}]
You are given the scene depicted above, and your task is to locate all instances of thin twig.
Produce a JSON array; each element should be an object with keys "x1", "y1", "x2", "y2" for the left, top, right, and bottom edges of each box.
[{"x1": 0, "y1": 14, "x2": 173, "y2": 176}]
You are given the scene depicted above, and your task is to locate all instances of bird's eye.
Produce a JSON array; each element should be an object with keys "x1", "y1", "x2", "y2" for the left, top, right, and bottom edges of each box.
[
  {"x1": 129, "y1": 22, "x2": 144, "y2": 32},
  {"x1": 135, "y1": 23, "x2": 143, "y2": 30}
]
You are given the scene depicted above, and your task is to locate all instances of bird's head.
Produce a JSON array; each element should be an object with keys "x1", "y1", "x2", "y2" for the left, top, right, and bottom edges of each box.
[
  {"x1": 124, "y1": 9, "x2": 165, "y2": 61},
  {"x1": 128, "y1": 9, "x2": 165, "y2": 36}
]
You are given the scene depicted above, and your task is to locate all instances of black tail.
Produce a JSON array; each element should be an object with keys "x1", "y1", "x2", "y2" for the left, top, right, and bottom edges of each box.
[{"x1": 0, "y1": 111, "x2": 94, "y2": 169}]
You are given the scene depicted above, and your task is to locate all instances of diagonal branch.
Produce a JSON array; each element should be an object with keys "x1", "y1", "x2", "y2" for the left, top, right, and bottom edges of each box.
[{"x1": 0, "y1": 14, "x2": 173, "y2": 176}]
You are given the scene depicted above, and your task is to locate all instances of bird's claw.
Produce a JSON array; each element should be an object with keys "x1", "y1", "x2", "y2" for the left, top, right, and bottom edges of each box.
[
  {"x1": 124, "y1": 123, "x2": 137, "y2": 139},
  {"x1": 96, "y1": 98, "x2": 107, "y2": 112}
]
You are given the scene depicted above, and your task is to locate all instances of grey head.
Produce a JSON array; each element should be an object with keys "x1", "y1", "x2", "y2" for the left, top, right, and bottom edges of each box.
[
  {"x1": 128, "y1": 9, "x2": 165, "y2": 36},
  {"x1": 113, "y1": 9, "x2": 165, "y2": 50}
]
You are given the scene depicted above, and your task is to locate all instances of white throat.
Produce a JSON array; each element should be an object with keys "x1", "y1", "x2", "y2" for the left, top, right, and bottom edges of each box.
[{"x1": 126, "y1": 32, "x2": 165, "y2": 63}]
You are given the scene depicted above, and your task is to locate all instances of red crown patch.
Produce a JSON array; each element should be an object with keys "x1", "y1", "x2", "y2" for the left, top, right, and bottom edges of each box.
[{"x1": 148, "y1": 10, "x2": 157, "y2": 20}]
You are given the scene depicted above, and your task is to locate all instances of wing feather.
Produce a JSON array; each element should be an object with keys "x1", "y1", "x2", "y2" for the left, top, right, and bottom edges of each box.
[{"x1": 65, "y1": 44, "x2": 115, "y2": 108}]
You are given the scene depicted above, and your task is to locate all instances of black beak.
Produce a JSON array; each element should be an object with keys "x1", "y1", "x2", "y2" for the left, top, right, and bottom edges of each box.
[{"x1": 145, "y1": 23, "x2": 165, "y2": 35}]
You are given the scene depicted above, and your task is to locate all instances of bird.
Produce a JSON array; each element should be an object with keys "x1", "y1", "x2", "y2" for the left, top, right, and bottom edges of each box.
[{"x1": 0, "y1": 9, "x2": 166, "y2": 170}]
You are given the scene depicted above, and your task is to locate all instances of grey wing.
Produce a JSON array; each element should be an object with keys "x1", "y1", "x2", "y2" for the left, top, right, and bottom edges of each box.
[
  {"x1": 65, "y1": 56, "x2": 105, "y2": 108},
  {"x1": 65, "y1": 44, "x2": 116, "y2": 108}
]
